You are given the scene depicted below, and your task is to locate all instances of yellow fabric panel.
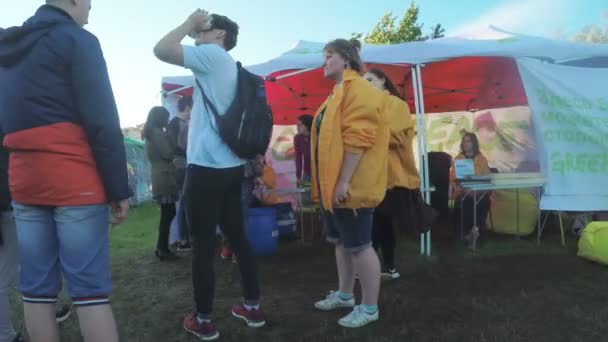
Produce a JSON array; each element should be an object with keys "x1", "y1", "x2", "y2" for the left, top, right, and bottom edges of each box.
[
  {"x1": 489, "y1": 189, "x2": 538, "y2": 236},
  {"x1": 578, "y1": 221, "x2": 608, "y2": 266}
]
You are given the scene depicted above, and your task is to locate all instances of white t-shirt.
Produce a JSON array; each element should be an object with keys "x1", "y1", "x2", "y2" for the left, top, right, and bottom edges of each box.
[{"x1": 182, "y1": 44, "x2": 243, "y2": 168}]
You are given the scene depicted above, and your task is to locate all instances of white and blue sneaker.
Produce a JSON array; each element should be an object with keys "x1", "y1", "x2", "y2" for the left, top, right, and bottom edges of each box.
[
  {"x1": 314, "y1": 291, "x2": 355, "y2": 311},
  {"x1": 338, "y1": 305, "x2": 379, "y2": 328},
  {"x1": 381, "y1": 268, "x2": 401, "y2": 280}
]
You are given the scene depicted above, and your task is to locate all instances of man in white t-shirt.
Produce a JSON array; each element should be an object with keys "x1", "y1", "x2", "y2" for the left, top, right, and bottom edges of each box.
[{"x1": 154, "y1": 9, "x2": 265, "y2": 341}]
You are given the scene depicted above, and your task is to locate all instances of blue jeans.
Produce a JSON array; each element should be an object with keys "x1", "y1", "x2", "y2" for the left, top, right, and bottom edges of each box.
[{"x1": 12, "y1": 203, "x2": 112, "y2": 307}]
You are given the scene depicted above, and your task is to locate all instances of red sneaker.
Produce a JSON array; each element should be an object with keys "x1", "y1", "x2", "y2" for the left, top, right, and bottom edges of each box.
[
  {"x1": 183, "y1": 314, "x2": 220, "y2": 341},
  {"x1": 220, "y1": 246, "x2": 233, "y2": 260},
  {"x1": 231, "y1": 304, "x2": 266, "y2": 328}
]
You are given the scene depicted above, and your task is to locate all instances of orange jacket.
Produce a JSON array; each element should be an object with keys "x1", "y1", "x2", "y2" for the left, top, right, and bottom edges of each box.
[
  {"x1": 311, "y1": 70, "x2": 389, "y2": 210},
  {"x1": 258, "y1": 164, "x2": 282, "y2": 205},
  {"x1": 449, "y1": 152, "x2": 491, "y2": 198},
  {"x1": 384, "y1": 94, "x2": 419, "y2": 190}
]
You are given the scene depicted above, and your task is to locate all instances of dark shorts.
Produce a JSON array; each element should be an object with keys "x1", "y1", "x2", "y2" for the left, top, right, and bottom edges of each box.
[{"x1": 322, "y1": 208, "x2": 374, "y2": 252}]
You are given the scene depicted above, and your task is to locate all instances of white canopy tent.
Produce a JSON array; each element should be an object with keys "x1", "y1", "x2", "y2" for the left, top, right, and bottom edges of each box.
[
  {"x1": 163, "y1": 26, "x2": 608, "y2": 88},
  {"x1": 161, "y1": 27, "x2": 608, "y2": 256}
]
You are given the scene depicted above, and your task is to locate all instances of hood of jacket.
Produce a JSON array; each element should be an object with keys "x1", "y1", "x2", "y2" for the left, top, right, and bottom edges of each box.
[{"x1": 0, "y1": 5, "x2": 75, "y2": 67}]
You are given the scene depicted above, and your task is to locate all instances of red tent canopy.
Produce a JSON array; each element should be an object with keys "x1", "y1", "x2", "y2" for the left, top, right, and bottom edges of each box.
[
  {"x1": 162, "y1": 83, "x2": 194, "y2": 96},
  {"x1": 265, "y1": 64, "x2": 413, "y2": 125},
  {"x1": 161, "y1": 57, "x2": 529, "y2": 126},
  {"x1": 416, "y1": 57, "x2": 528, "y2": 113},
  {"x1": 265, "y1": 57, "x2": 528, "y2": 125}
]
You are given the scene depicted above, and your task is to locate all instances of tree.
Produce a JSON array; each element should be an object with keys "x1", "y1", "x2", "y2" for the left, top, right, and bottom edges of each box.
[
  {"x1": 426, "y1": 24, "x2": 446, "y2": 40},
  {"x1": 352, "y1": 1, "x2": 445, "y2": 45},
  {"x1": 573, "y1": 10, "x2": 608, "y2": 43},
  {"x1": 573, "y1": 25, "x2": 608, "y2": 43}
]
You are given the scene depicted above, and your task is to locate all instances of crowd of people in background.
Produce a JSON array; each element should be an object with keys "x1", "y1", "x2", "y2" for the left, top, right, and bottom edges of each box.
[
  {"x1": 170, "y1": 96, "x2": 193, "y2": 252},
  {"x1": 0, "y1": 2, "x2": 494, "y2": 342}
]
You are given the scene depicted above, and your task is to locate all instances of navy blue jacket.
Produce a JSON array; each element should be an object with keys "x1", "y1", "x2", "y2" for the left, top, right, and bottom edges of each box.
[
  {"x1": 0, "y1": 135, "x2": 8, "y2": 246},
  {"x1": 0, "y1": 5, "x2": 130, "y2": 205}
]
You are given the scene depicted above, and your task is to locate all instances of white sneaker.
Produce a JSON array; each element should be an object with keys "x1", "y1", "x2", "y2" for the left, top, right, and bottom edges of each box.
[
  {"x1": 314, "y1": 291, "x2": 355, "y2": 311},
  {"x1": 338, "y1": 305, "x2": 379, "y2": 328},
  {"x1": 381, "y1": 268, "x2": 400, "y2": 280}
]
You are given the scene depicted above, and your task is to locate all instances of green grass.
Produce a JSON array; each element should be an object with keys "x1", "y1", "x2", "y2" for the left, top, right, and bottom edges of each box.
[{"x1": 9, "y1": 204, "x2": 608, "y2": 341}]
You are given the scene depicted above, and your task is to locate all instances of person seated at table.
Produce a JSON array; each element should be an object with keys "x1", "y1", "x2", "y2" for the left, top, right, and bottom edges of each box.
[
  {"x1": 253, "y1": 159, "x2": 284, "y2": 206},
  {"x1": 450, "y1": 132, "x2": 491, "y2": 248}
]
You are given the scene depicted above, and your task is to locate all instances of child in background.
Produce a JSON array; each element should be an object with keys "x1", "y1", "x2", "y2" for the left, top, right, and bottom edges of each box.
[
  {"x1": 294, "y1": 115, "x2": 313, "y2": 186},
  {"x1": 253, "y1": 157, "x2": 284, "y2": 206}
]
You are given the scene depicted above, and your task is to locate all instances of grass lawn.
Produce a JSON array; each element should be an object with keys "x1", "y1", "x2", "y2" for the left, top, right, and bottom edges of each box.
[{"x1": 9, "y1": 204, "x2": 608, "y2": 342}]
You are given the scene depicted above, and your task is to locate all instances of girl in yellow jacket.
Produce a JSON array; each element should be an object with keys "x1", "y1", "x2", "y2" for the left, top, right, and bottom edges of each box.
[
  {"x1": 449, "y1": 132, "x2": 491, "y2": 248},
  {"x1": 311, "y1": 39, "x2": 389, "y2": 328},
  {"x1": 363, "y1": 68, "x2": 419, "y2": 280}
]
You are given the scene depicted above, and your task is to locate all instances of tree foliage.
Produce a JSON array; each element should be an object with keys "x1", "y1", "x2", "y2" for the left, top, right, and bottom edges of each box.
[
  {"x1": 353, "y1": 2, "x2": 445, "y2": 45},
  {"x1": 573, "y1": 25, "x2": 608, "y2": 43},
  {"x1": 573, "y1": 11, "x2": 608, "y2": 43}
]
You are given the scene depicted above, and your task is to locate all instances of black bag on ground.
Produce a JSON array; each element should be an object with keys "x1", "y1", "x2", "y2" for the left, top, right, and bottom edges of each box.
[
  {"x1": 387, "y1": 188, "x2": 438, "y2": 235},
  {"x1": 196, "y1": 62, "x2": 273, "y2": 159}
]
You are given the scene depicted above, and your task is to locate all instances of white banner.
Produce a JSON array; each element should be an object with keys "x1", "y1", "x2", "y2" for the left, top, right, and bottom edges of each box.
[{"x1": 517, "y1": 58, "x2": 608, "y2": 211}]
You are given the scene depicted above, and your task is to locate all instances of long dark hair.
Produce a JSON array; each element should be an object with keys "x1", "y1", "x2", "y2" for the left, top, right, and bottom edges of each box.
[
  {"x1": 142, "y1": 106, "x2": 170, "y2": 141},
  {"x1": 177, "y1": 96, "x2": 193, "y2": 112},
  {"x1": 297, "y1": 114, "x2": 313, "y2": 133},
  {"x1": 324, "y1": 39, "x2": 364, "y2": 74},
  {"x1": 460, "y1": 132, "x2": 481, "y2": 157},
  {"x1": 367, "y1": 68, "x2": 402, "y2": 99}
]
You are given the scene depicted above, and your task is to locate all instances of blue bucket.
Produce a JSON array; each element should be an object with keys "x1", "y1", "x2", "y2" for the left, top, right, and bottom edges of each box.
[{"x1": 246, "y1": 207, "x2": 279, "y2": 255}]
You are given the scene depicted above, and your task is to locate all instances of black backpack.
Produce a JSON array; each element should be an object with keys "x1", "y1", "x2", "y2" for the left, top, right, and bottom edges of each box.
[{"x1": 196, "y1": 62, "x2": 273, "y2": 160}]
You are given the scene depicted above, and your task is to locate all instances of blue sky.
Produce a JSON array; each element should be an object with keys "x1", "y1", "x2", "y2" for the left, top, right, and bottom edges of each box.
[{"x1": 2, "y1": 0, "x2": 606, "y2": 127}]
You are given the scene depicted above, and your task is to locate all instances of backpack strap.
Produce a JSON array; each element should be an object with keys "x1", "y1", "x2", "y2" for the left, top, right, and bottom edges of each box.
[
  {"x1": 195, "y1": 78, "x2": 223, "y2": 135},
  {"x1": 195, "y1": 78, "x2": 220, "y2": 118}
]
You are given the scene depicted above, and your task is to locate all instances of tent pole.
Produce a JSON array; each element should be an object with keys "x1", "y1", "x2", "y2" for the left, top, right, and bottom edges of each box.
[
  {"x1": 271, "y1": 67, "x2": 320, "y2": 80},
  {"x1": 415, "y1": 64, "x2": 432, "y2": 257},
  {"x1": 416, "y1": 64, "x2": 431, "y2": 206},
  {"x1": 412, "y1": 65, "x2": 427, "y2": 257},
  {"x1": 163, "y1": 85, "x2": 194, "y2": 96}
]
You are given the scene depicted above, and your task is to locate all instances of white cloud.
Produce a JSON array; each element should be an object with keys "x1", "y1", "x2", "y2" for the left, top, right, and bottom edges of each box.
[{"x1": 451, "y1": 0, "x2": 571, "y2": 38}]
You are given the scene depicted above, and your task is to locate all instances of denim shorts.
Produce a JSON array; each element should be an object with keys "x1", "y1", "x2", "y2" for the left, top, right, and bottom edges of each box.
[
  {"x1": 322, "y1": 208, "x2": 374, "y2": 252},
  {"x1": 12, "y1": 203, "x2": 112, "y2": 307}
]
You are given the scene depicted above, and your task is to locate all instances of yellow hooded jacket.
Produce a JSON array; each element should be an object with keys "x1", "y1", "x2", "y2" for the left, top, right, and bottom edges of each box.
[
  {"x1": 311, "y1": 70, "x2": 389, "y2": 210},
  {"x1": 449, "y1": 152, "x2": 491, "y2": 198},
  {"x1": 383, "y1": 94, "x2": 420, "y2": 190}
]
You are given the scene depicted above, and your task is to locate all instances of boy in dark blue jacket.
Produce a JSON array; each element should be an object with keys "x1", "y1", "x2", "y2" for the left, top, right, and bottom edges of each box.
[{"x1": 0, "y1": 2, "x2": 130, "y2": 342}]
